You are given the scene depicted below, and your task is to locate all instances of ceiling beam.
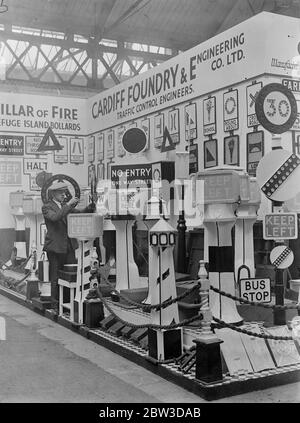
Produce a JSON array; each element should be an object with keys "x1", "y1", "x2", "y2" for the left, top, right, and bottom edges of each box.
[
  {"x1": 0, "y1": 28, "x2": 173, "y2": 62},
  {"x1": 93, "y1": 0, "x2": 118, "y2": 40}
]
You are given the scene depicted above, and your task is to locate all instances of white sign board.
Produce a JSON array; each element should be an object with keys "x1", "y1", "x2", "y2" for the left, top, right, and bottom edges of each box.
[
  {"x1": 88, "y1": 13, "x2": 300, "y2": 131},
  {"x1": 240, "y1": 278, "x2": 271, "y2": 303},
  {"x1": 70, "y1": 137, "x2": 84, "y2": 164},
  {"x1": 54, "y1": 137, "x2": 68, "y2": 163},
  {"x1": 263, "y1": 212, "x2": 298, "y2": 240},
  {"x1": 87, "y1": 135, "x2": 95, "y2": 162},
  {"x1": 23, "y1": 157, "x2": 49, "y2": 191}
]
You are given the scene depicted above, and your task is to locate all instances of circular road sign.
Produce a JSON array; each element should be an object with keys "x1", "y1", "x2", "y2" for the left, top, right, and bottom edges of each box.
[
  {"x1": 255, "y1": 83, "x2": 297, "y2": 134},
  {"x1": 270, "y1": 245, "x2": 294, "y2": 269},
  {"x1": 122, "y1": 127, "x2": 147, "y2": 154},
  {"x1": 41, "y1": 174, "x2": 80, "y2": 204},
  {"x1": 256, "y1": 149, "x2": 300, "y2": 202}
]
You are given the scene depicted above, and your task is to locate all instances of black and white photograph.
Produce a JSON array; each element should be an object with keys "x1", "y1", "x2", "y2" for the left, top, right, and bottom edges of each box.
[{"x1": 0, "y1": 0, "x2": 300, "y2": 414}]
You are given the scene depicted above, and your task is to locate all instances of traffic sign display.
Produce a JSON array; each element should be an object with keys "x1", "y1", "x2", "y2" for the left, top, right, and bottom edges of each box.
[
  {"x1": 36, "y1": 127, "x2": 62, "y2": 152},
  {"x1": 270, "y1": 245, "x2": 294, "y2": 269},
  {"x1": 122, "y1": 127, "x2": 147, "y2": 154},
  {"x1": 161, "y1": 127, "x2": 176, "y2": 152},
  {"x1": 255, "y1": 83, "x2": 297, "y2": 133},
  {"x1": 256, "y1": 149, "x2": 300, "y2": 202},
  {"x1": 240, "y1": 278, "x2": 271, "y2": 303},
  {"x1": 263, "y1": 212, "x2": 298, "y2": 240}
]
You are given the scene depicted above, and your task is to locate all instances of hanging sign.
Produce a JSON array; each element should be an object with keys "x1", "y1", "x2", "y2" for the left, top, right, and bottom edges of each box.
[
  {"x1": 256, "y1": 149, "x2": 300, "y2": 202},
  {"x1": 70, "y1": 137, "x2": 84, "y2": 164},
  {"x1": 263, "y1": 212, "x2": 298, "y2": 240},
  {"x1": 140, "y1": 118, "x2": 150, "y2": 152},
  {"x1": 0, "y1": 135, "x2": 24, "y2": 156},
  {"x1": 270, "y1": 245, "x2": 294, "y2": 269},
  {"x1": 54, "y1": 137, "x2": 68, "y2": 163},
  {"x1": 203, "y1": 96, "x2": 216, "y2": 136},
  {"x1": 97, "y1": 162, "x2": 105, "y2": 181},
  {"x1": 24, "y1": 157, "x2": 49, "y2": 191},
  {"x1": 154, "y1": 113, "x2": 164, "y2": 148},
  {"x1": 185, "y1": 103, "x2": 197, "y2": 141},
  {"x1": 117, "y1": 126, "x2": 126, "y2": 157},
  {"x1": 111, "y1": 164, "x2": 152, "y2": 189},
  {"x1": 189, "y1": 142, "x2": 198, "y2": 174},
  {"x1": 223, "y1": 89, "x2": 239, "y2": 132},
  {"x1": 106, "y1": 130, "x2": 115, "y2": 159},
  {"x1": 161, "y1": 127, "x2": 176, "y2": 153},
  {"x1": 291, "y1": 101, "x2": 300, "y2": 131},
  {"x1": 204, "y1": 139, "x2": 218, "y2": 168},
  {"x1": 168, "y1": 108, "x2": 180, "y2": 144},
  {"x1": 96, "y1": 132, "x2": 104, "y2": 161},
  {"x1": 87, "y1": 135, "x2": 95, "y2": 163},
  {"x1": 255, "y1": 83, "x2": 297, "y2": 133},
  {"x1": 25, "y1": 135, "x2": 43, "y2": 155},
  {"x1": 224, "y1": 135, "x2": 239, "y2": 166},
  {"x1": 246, "y1": 131, "x2": 264, "y2": 176},
  {"x1": 247, "y1": 81, "x2": 262, "y2": 127},
  {"x1": 88, "y1": 163, "x2": 96, "y2": 186}
]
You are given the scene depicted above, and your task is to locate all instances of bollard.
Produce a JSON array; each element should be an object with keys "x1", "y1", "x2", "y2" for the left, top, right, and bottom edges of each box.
[
  {"x1": 147, "y1": 218, "x2": 182, "y2": 362},
  {"x1": 84, "y1": 248, "x2": 104, "y2": 328},
  {"x1": 26, "y1": 242, "x2": 39, "y2": 301},
  {"x1": 197, "y1": 260, "x2": 213, "y2": 336},
  {"x1": 193, "y1": 260, "x2": 224, "y2": 384}
]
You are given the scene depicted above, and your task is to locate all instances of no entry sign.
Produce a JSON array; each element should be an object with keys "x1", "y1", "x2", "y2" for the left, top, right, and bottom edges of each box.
[
  {"x1": 263, "y1": 212, "x2": 298, "y2": 240},
  {"x1": 240, "y1": 278, "x2": 271, "y2": 303}
]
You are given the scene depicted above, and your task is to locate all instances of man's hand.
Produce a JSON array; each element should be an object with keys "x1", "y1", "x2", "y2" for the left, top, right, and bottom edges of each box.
[
  {"x1": 67, "y1": 197, "x2": 79, "y2": 207},
  {"x1": 86, "y1": 202, "x2": 96, "y2": 213}
]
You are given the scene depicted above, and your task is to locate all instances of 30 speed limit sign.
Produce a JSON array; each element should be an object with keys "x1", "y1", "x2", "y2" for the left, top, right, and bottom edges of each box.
[{"x1": 255, "y1": 83, "x2": 297, "y2": 134}]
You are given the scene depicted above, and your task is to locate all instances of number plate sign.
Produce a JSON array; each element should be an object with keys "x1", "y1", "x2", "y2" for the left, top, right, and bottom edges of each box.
[
  {"x1": 255, "y1": 83, "x2": 297, "y2": 133},
  {"x1": 256, "y1": 149, "x2": 300, "y2": 202}
]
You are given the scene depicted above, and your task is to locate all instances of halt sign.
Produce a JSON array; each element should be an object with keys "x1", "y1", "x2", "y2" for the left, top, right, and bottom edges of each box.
[
  {"x1": 263, "y1": 212, "x2": 298, "y2": 240},
  {"x1": 240, "y1": 278, "x2": 271, "y2": 303}
]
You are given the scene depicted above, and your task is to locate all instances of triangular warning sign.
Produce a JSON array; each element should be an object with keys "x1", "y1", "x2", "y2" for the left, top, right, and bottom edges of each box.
[
  {"x1": 36, "y1": 127, "x2": 62, "y2": 152},
  {"x1": 161, "y1": 127, "x2": 175, "y2": 153},
  {"x1": 205, "y1": 145, "x2": 215, "y2": 163}
]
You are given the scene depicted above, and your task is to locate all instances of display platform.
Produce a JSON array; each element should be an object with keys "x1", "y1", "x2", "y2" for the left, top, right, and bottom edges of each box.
[
  {"x1": 57, "y1": 312, "x2": 300, "y2": 401},
  {"x1": 1, "y1": 281, "x2": 300, "y2": 401}
]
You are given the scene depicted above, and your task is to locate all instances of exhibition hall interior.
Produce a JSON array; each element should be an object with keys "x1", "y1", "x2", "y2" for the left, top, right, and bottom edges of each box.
[{"x1": 0, "y1": 0, "x2": 300, "y2": 403}]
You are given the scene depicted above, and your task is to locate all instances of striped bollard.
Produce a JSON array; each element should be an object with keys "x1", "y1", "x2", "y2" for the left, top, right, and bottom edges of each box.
[
  {"x1": 74, "y1": 239, "x2": 94, "y2": 324},
  {"x1": 9, "y1": 191, "x2": 27, "y2": 260},
  {"x1": 147, "y1": 218, "x2": 182, "y2": 363}
]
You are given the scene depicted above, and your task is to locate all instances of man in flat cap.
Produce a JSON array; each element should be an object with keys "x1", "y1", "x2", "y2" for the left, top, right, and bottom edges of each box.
[{"x1": 42, "y1": 181, "x2": 95, "y2": 304}]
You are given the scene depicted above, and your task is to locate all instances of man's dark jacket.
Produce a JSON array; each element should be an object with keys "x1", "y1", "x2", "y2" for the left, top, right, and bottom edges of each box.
[{"x1": 42, "y1": 200, "x2": 80, "y2": 254}]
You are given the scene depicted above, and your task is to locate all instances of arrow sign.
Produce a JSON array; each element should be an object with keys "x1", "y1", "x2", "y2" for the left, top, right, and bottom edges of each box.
[
  {"x1": 161, "y1": 127, "x2": 175, "y2": 152},
  {"x1": 36, "y1": 127, "x2": 62, "y2": 152}
]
